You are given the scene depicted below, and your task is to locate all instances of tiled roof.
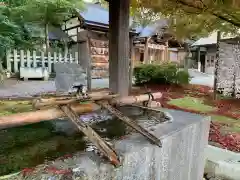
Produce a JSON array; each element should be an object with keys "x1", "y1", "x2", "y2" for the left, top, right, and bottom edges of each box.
[
  {"x1": 79, "y1": 3, "x2": 133, "y2": 26},
  {"x1": 135, "y1": 19, "x2": 168, "y2": 38},
  {"x1": 192, "y1": 32, "x2": 236, "y2": 46}
]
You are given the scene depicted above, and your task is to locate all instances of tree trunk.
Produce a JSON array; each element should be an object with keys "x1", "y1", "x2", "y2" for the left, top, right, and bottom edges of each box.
[
  {"x1": 213, "y1": 31, "x2": 221, "y2": 100},
  {"x1": 45, "y1": 23, "x2": 49, "y2": 54},
  {"x1": 183, "y1": 43, "x2": 191, "y2": 71}
]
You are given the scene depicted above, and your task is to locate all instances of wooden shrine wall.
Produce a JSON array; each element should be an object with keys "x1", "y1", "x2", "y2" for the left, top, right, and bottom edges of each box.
[{"x1": 90, "y1": 39, "x2": 109, "y2": 78}]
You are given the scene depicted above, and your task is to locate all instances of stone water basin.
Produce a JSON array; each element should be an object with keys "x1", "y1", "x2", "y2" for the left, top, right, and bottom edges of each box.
[{"x1": 5, "y1": 107, "x2": 210, "y2": 180}]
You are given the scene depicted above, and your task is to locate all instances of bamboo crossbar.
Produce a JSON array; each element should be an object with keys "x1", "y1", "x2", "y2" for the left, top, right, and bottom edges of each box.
[{"x1": 0, "y1": 92, "x2": 162, "y2": 129}]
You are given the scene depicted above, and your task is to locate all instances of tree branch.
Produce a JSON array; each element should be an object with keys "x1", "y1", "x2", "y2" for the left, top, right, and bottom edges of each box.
[{"x1": 176, "y1": 0, "x2": 240, "y2": 27}]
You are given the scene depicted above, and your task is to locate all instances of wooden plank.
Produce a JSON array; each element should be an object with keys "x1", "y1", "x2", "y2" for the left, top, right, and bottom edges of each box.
[
  {"x1": 59, "y1": 104, "x2": 120, "y2": 166},
  {"x1": 97, "y1": 101, "x2": 162, "y2": 147}
]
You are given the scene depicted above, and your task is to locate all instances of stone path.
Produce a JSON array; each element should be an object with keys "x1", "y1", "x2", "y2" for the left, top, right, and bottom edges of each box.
[
  {"x1": 188, "y1": 69, "x2": 214, "y2": 87},
  {"x1": 0, "y1": 79, "x2": 109, "y2": 98},
  {"x1": 0, "y1": 69, "x2": 213, "y2": 98}
]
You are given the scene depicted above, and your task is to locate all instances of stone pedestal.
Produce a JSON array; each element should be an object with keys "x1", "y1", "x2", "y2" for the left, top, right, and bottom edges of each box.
[{"x1": 17, "y1": 109, "x2": 210, "y2": 180}]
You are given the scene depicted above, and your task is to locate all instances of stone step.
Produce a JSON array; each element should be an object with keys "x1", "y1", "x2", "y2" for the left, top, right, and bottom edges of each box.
[{"x1": 205, "y1": 145, "x2": 240, "y2": 180}]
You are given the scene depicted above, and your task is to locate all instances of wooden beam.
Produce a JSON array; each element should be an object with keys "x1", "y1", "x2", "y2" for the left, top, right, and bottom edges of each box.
[{"x1": 109, "y1": 0, "x2": 130, "y2": 96}]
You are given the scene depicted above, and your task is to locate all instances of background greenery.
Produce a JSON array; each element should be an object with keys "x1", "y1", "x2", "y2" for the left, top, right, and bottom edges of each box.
[{"x1": 134, "y1": 63, "x2": 190, "y2": 85}]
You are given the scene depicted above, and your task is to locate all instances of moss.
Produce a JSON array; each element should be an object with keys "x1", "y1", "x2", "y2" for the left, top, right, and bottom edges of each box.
[
  {"x1": 0, "y1": 135, "x2": 86, "y2": 176},
  {"x1": 211, "y1": 115, "x2": 240, "y2": 133},
  {"x1": 0, "y1": 100, "x2": 33, "y2": 115},
  {"x1": 168, "y1": 96, "x2": 216, "y2": 113}
]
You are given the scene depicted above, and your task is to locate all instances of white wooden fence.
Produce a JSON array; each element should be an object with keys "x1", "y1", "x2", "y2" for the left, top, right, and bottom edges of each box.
[{"x1": 6, "y1": 49, "x2": 79, "y2": 74}]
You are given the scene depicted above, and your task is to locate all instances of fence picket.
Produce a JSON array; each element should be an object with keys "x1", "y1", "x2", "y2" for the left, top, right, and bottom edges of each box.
[
  {"x1": 69, "y1": 54, "x2": 73, "y2": 63},
  {"x1": 74, "y1": 52, "x2": 78, "y2": 64},
  {"x1": 20, "y1": 50, "x2": 25, "y2": 68},
  {"x1": 64, "y1": 52, "x2": 68, "y2": 63},
  {"x1": 5, "y1": 49, "x2": 78, "y2": 75},
  {"x1": 13, "y1": 49, "x2": 18, "y2": 73},
  {"x1": 33, "y1": 51, "x2": 37, "y2": 68},
  {"x1": 58, "y1": 52, "x2": 62, "y2": 63},
  {"x1": 53, "y1": 52, "x2": 57, "y2": 64},
  {"x1": 6, "y1": 50, "x2": 11, "y2": 72},
  {"x1": 41, "y1": 51, "x2": 45, "y2": 68},
  {"x1": 26, "y1": 50, "x2": 31, "y2": 68},
  {"x1": 48, "y1": 52, "x2": 52, "y2": 73}
]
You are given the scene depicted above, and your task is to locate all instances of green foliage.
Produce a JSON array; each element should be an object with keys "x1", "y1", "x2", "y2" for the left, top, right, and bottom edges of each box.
[
  {"x1": 175, "y1": 70, "x2": 190, "y2": 84},
  {"x1": 133, "y1": 63, "x2": 190, "y2": 85},
  {"x1": 0, "y1": 0, "x2": 84, "y2": 72},
  {"x1": 20, "y1": 0, "x2": 83, "y2": 26},
  {"x1": 131, "y1": 0, "x2": 240, "y2": 40}
]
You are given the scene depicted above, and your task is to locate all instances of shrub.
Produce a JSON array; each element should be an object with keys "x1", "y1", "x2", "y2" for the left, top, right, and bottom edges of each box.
[
  {"x1": 176, "y1": 70, "x2": 190, "y2": 85},
  {"x1": 133, "y1": 63, "x2": 190, "y2": 85}
]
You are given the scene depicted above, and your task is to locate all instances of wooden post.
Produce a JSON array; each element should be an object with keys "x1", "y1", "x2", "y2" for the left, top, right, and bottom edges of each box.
[
  {"x1": 109, "y1": 0, "x2": 130, "y2": 96},
  {"x1": 213, "y1": 31, "x2": 221, "y2": 100},
  {"x1": 86, "y1": 35, "x2": 92, "y2": 91}
]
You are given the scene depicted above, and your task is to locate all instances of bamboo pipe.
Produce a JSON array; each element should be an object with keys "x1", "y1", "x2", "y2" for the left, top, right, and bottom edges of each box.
[
  {"x1": 0, "y1": 103, "x2": 100, "y2": 129},
  {"x1": 34, "y1": 91, "x2": 118, "y2": 108},
  {"x1": 0, "y1": 92, "x2": 162, "y2": 129}
]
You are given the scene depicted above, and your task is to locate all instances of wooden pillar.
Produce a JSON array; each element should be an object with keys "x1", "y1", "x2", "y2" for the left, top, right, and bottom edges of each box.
[
  {"x1": 143, "y1": 37, "x2": 150, "y2": 64},
  {"x1": 86, "y1": 35, "x2": 92, "y2": 90},
  {"x1": 77, "y1": 30, "x2": 91, "y2": 90},
  {"x1": 109, "y1": 0, "x2": 130, "y2": 96},
  {"x1": 197, "y1": 47, "x2": 201, "y2": 72}
]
